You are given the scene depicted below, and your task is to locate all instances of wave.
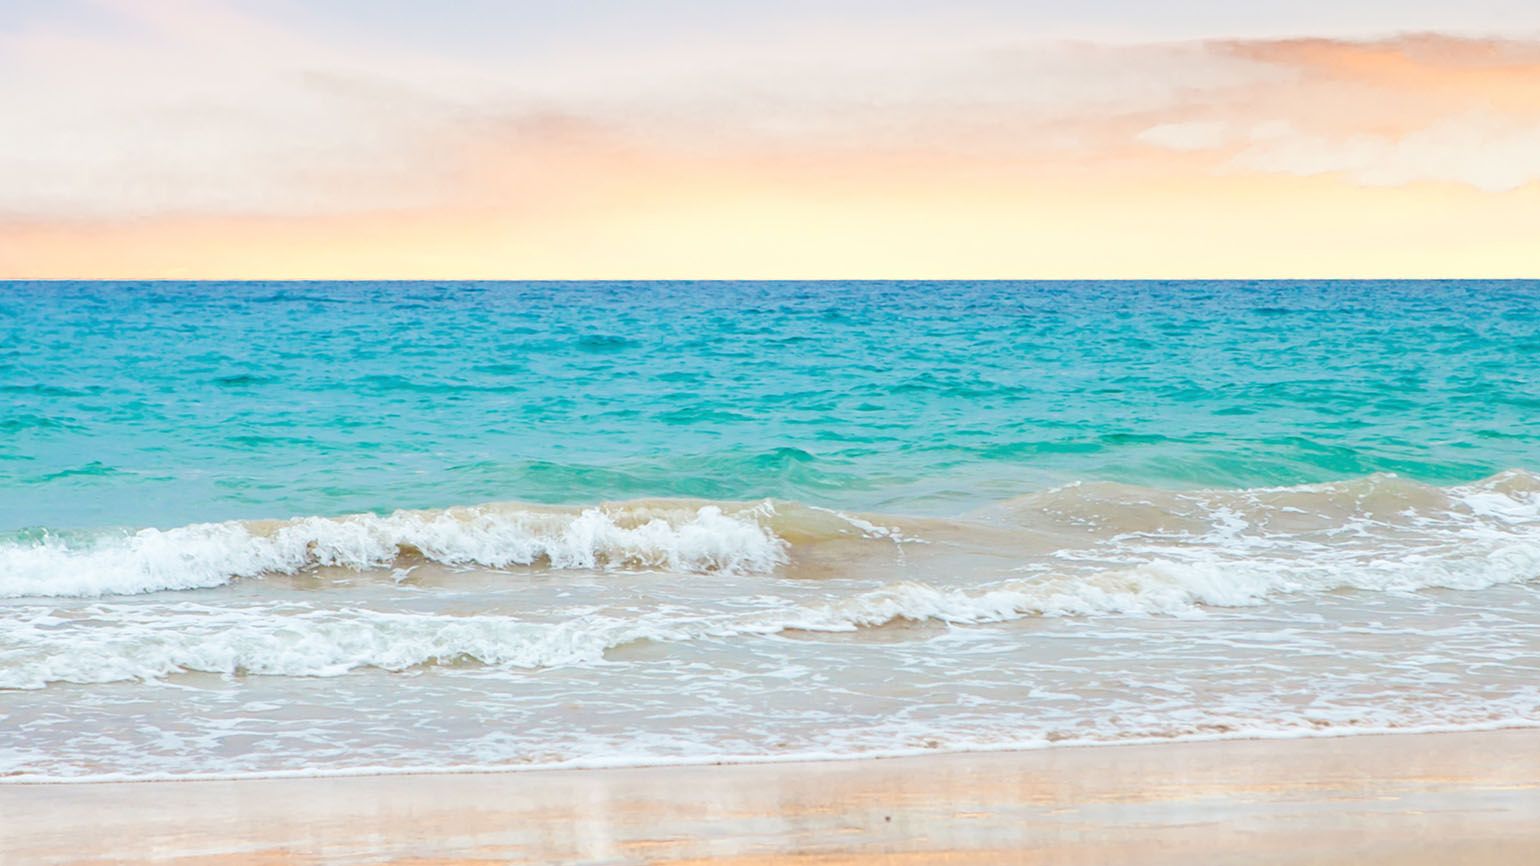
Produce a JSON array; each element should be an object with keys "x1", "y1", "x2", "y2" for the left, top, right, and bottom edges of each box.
[
  {"x1": 3, "y1": 471, "x2": 1540, "y2": 604},
  {"x1": 0, "y1": 502, "x2": 792, "y2": 598},
  {"x1": 8, "y1": 521, "x2": 1540, "y2": 689},
  {"x1": 0, "y1": 605, "x2": 717, "y2": 689}
]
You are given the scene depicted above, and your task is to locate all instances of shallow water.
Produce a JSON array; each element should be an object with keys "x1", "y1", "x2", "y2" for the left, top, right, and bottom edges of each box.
[{"x1": 2, "y1": 281, "x2": 1539, "y2": 780}]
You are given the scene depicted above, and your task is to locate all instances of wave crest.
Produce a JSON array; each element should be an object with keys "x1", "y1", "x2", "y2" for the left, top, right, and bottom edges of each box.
[
  {"x1": 0, "y1": 606, "x2": 700, "y2": 689},
  {"x1": 0, "y1": 503, "x2": 789, "y2": 598},
  {"x1": 5, "y1": 471, "x2": 1540, "y2": 601}
]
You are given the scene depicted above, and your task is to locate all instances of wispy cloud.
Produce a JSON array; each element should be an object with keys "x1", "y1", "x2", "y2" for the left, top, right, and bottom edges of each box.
[{"x1": 1131, "y1": 36, "x2": 1540, "y2": 190}]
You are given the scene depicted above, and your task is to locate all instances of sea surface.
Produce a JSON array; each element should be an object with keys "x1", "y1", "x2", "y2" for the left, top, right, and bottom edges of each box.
[{"x1": 3, "y1": 280, "x2": 1539, "y2": 780}]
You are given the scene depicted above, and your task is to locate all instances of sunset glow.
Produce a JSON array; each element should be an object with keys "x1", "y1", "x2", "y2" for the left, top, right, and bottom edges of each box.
[{"x1": 3, "y1": 1, "x2": 1538, "y2": 277}]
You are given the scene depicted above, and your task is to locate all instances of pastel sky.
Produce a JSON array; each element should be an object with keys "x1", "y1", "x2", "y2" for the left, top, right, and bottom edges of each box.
[{"x1": 3, "y1": 1, "x2": 1539, "y2": 278}]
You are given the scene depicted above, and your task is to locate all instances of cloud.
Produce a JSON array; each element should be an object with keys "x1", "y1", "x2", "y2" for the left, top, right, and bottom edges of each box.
[
  {"x1": 1136, "y1": 121, "x2": 1232, "y2": 151},
  {"x1": 2, "y1": 3, "x2": 1540, "y2": 279},
  {"x1": 0, "y1": 0, "x2": 495, "y2": 218},
  {"x1": 1126, "y1": 36, "x2": 1540, "y2": 190},
  {"x1": 1229, "y1": 113, "x2": 1540, "y2": 191},
  {"x1": 0, "y1": 2, "x2": 1286, "y2": 219}
]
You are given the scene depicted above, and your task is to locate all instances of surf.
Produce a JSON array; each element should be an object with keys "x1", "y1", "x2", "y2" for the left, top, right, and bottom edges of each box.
[{"x1": 3, "y1": 471, "x2": 1538, "y2": 603}]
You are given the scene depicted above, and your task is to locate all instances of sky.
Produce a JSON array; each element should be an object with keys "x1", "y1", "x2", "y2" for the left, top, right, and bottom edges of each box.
[{"x1": 2, "y1": 0, "x2": 1539, "y2": 278}]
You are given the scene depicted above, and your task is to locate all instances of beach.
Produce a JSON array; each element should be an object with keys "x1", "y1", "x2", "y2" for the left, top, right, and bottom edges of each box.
[
  {"x1": 4, "y1": 281, "x2": 1540, "y2": 860},
  {"x1": 5, "y1": 729, "x2": 1538, "y2": 864}
]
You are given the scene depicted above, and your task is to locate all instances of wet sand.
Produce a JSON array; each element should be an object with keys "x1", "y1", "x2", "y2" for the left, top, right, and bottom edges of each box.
[{"x1": 4, "y1": 729, "x2": 1538, "y2": 865}]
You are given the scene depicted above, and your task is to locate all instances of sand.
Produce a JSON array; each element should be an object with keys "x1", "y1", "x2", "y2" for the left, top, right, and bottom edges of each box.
[{"x1": 4, "y1": 729, "x2": 1539, "y2": 865}]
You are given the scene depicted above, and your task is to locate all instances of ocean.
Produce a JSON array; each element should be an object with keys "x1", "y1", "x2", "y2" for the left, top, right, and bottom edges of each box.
[{"x1": 3, "y1": 280, "x2": 1539, "y2": 780}]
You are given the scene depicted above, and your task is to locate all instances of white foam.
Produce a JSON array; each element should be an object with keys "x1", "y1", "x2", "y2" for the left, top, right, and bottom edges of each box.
[
  {"x1": 10, "y1": 473, "x2": 1540, "y2": 602},
  {"x1": 808, "y1": 506, "x2": 929, "y2": 544},
  {"x1": 0, "y1": 503, "x2": 788, "y2": 598},
  {"x1": 9, "y1": 474, "x2": 1540, "y2": 784},
  {"x1": 11, "y1": 508, "x2": 1538, "y2": 689},
  {"x1": 775, "y1": 474, "x2": 1540, "y2": 628},
  {"x1": 788, "y1": 531, "x2": 1540, "y2": 631},
  {"x1": 0, "y1": 604, "x2": 715, "y2": 689}
]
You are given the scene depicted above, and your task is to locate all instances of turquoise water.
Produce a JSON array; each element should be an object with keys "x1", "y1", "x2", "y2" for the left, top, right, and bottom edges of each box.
[
  {"x1": 4, "y1": 280, "x2": 1537, "y2": 532},
  {"x1": 6, "y1": 280, "x2": 1540, "y2": 781}
]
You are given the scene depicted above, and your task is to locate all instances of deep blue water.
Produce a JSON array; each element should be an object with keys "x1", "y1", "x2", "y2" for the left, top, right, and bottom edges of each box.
[{"x1": 3, "y1": 280, "x2": 1538, "y2": 531}]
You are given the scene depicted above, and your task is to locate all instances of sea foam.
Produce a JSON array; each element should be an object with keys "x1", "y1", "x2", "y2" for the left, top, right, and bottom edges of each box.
[
  {"x1": 0, "y1": 605, "x2": 719, "y2": 689},
  {"x1": 5, "y1": 473, "x2": 1540, "y2": 608},
  {"x1": 0, "y1": 503, "x2": 787, "y2": 598}
]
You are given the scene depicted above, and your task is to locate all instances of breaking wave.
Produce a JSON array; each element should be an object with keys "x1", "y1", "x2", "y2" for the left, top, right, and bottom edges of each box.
[
  {"x1": 3, "y1": 471, "x2": 1540, "y2": 607},
  {"x1": 8, "y1": 468, "x2": 1540, "y2": 690},
  {"x1": 0, "y1": 502, "x2": 791, "y2": 598}
]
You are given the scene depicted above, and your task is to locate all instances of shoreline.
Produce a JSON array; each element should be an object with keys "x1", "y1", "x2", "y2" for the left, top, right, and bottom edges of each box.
[
  {"x1": 7, "y1": 727, "x2": 1539, "y2": 865},
  {"x1": 7, "y1": 718, "x2": 1540, "y2": 786}
]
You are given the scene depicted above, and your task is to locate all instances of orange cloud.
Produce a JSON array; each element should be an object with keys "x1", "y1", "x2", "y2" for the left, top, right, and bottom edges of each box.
[{"x1": 1233, "y1": 35, "x2": 1540, "y2": 113}]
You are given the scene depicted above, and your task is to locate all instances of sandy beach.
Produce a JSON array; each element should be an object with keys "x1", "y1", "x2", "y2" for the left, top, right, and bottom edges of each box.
[{"x1": 4, "y1": 728, "x2": 1537, "y2": 865}]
